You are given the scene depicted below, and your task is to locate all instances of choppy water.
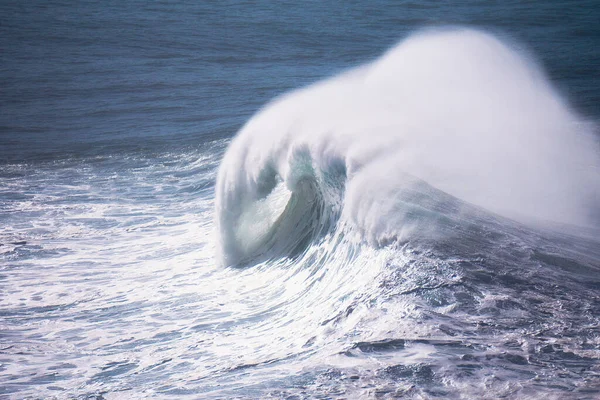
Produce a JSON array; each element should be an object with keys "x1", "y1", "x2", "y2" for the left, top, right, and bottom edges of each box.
[{"x1": 1, "y1": 1, "x2": 600, "y2": 399}]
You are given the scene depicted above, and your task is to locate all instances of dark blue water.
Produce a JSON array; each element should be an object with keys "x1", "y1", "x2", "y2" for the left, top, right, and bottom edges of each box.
[
  {"x1": 2, "y1": 1, "x2": 599, "y2": 161},
  {"x1": 1, "y1": 1, "x2": 600, "y2": 399}
]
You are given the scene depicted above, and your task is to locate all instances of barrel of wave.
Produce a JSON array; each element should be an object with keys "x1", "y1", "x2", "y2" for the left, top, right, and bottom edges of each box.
[{"x1": 215, "y1": 27, "x2": 600, "y2": 267}]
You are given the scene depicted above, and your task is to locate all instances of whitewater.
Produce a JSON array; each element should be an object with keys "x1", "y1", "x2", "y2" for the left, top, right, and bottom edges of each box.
[
  {"x1": 217, "y1": 28, "x2": 600, "y2": 267},
  {"x1": 2, "y1": 24, "x2": 600, "y2": 399}
]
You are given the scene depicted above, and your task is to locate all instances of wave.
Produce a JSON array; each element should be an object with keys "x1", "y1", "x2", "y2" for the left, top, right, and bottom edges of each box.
[{"x1": 215, "y1": 27, "x2": 600, "y2": 266}]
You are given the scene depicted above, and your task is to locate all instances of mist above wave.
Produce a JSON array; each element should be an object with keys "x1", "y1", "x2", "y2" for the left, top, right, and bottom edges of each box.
[{"x1": 216, "y1": 27, "x2": 600, "y2": 266}]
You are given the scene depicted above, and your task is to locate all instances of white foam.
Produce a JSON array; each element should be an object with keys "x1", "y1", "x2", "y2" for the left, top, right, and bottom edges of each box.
[{"x1": 216, "y1": 27, "x2": 600, "y2": 265}]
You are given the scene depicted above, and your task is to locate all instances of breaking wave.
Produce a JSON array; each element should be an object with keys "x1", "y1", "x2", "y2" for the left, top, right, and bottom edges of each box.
[{"x1": 215, "y1": 27, "x2": 600, "y2": 266}]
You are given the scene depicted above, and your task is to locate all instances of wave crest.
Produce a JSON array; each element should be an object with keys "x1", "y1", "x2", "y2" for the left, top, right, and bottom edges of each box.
[{"x1": 215, "y1": 27, "x2": 600, "y2": 266}]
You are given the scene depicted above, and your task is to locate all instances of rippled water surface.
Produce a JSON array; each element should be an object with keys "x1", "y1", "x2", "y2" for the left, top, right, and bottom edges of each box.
[{"x1": 2, "y1": 1, "x2": 600, "y2": 399}]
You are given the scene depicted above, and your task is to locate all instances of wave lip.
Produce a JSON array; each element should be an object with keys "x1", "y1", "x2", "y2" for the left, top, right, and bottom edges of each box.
[{"x1": 215, "y1": 27, "x2": 600, "y2": 266}]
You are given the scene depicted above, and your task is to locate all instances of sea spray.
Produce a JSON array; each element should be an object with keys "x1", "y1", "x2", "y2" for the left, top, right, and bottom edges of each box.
[{"x1": 216, "y1": 27, "x2": 600, "y2": 266}]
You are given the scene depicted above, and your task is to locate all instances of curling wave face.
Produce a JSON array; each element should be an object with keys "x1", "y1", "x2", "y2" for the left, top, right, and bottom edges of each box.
[{"x1": 216, "y1": 27, "x2": 600, "y2": 266}]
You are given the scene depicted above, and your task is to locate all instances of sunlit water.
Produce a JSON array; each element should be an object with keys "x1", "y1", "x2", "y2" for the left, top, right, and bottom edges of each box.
[
  {"x1": 3, "y1": 141, "x2": 600, "y2": 399},
  {"x1": 2, "y1": 2, "x2": 600, "y2": 399}
]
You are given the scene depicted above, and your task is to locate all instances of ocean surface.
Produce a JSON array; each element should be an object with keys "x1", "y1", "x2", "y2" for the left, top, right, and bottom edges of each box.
[{"x1": 2, "y1": 1, "x2": 600, "y2": 399}]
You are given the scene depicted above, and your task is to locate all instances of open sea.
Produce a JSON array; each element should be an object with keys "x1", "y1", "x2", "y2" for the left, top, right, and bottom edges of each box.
[{"x1": 1, "y1": 1, "x2": 600, "y2": 399}]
